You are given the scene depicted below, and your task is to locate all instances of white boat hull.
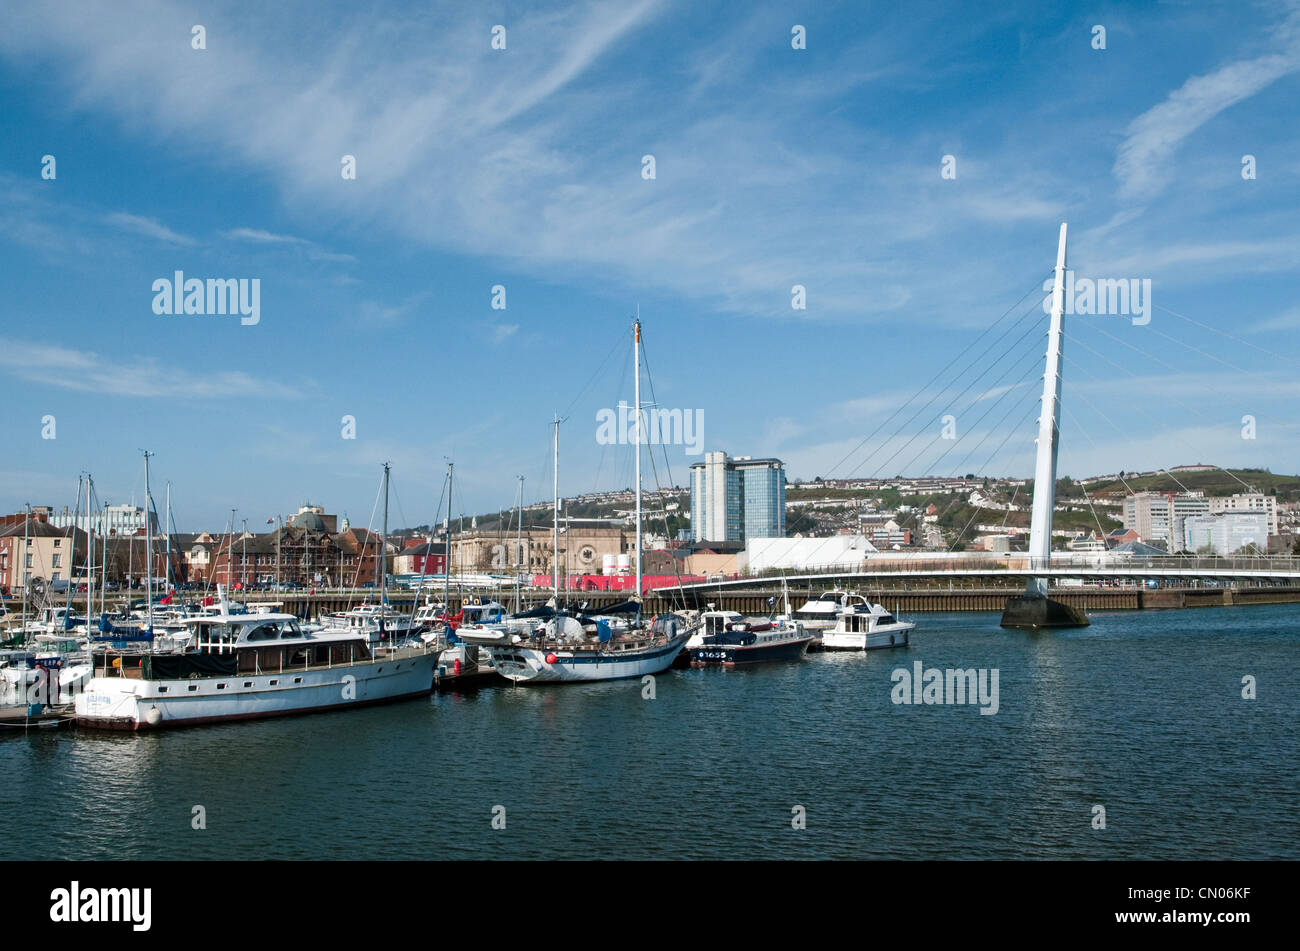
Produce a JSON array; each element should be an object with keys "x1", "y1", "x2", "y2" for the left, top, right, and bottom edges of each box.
[
  {"x1": 821, "y1": 622, "x2": 913, "y2": 651},
  {"x1": 491, "y1": 631, "x2": 691, "y2": 683},
  {"x1": 74, "y1": 651, "x2": 440, "y2": 730}
]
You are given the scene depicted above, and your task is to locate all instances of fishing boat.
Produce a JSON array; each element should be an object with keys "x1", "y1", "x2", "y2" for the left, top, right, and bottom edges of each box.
[
  {"x1": 820, "y1": 601, "x2": 914, "y2": 650},
  {"x1": 74, "y1": 587, "x2": 441, "y2": 730},
  {"x1": 685, "y1": 607, "x2": 812, "y2": 667}
]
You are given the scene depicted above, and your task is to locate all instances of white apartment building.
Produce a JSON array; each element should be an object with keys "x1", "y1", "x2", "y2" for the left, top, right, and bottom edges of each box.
[
  {"x1": 1182, "y1": 512, "x2": 1271, "y2": 554},
  {"x1": 1207, "y1": 494, "x2": 1277, "y2": 534}
]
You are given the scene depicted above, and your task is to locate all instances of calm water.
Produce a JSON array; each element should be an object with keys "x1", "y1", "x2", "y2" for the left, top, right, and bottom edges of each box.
[{"x1": 3, "y1": 605, "x2": 1297, "y2": 860}]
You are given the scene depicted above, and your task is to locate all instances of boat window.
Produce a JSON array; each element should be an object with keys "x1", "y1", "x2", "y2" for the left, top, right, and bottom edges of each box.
[{"x1": 246, "y1": 623, "x2": 280, "y2": 641}]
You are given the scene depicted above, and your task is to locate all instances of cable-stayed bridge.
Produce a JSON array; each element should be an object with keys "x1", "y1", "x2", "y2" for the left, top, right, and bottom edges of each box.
[{"x1": 671, "y1": 223, "x2": 1299, "y2": 625}]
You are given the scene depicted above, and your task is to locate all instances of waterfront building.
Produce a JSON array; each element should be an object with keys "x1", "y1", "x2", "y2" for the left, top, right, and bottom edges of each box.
[
  {"x1": 0, "y1": 520, "x2": 87, "y2": 592},
  {"x1": 392, "y1": 539, "x2": 448, "y2": 576},
  {"x1": 1182, "y1": 512, "x2": 1272, "y2": 554},
  {"x1": 690, "y1": 451, "x2": 786, "y2": 544},
  {"x1": 446, "y1": 524, "x2": 632, "y2": 577},
  {"x1": 746, "y1": 534, "x2": 875, "y2": 573},
  {"x1": 183, "y1": 527, "x2": 362, "y2": 588},
  {"x1": 1208, "y1": 493, "x2": 1278, "y2": 534},
  {"x1": 49, "y1": 502, "x2": 158, "y2": 536},
  {"x1": 1124, "y1": 490, "x2": 1277, "y2": 551},
  {"x1": 287, "y1": 504, "x2": 339, "y2": 534},
  {"x1": 1123, "y1": 491, "x2": 1210, "y2": 552}
]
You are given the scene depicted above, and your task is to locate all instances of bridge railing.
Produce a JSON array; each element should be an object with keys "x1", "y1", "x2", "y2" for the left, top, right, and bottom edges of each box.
[{"x1": 732, "y1": 551, "x2": 1300, "y2": 583}]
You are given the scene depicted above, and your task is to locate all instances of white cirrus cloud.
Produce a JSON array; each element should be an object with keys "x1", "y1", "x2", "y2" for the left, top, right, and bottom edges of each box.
[
  {"x1": 104, "y1": 211, "x2": 196, "y2": 246},
  {"x1": 0, "y1": 337, "x2": 314, "y2": 401}
]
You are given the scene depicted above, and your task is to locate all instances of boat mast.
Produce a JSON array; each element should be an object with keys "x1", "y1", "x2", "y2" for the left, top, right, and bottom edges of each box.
[
  {"x1": 633, "y1": 312, "x2": 642, "y2": 601},
  {"x1": 379, "y1": 463, "x2": 390, "y2": 605},
  {"x1": 1026, "y1": 222, "x2": 1068, "y2": 597},
  {"x1": 164, "y1": 481, "x2": 171, "y2": 596},
  {"x1": 228, "y1": 508, "x2": 236, "y2": 594},
  {"x1": 65, "y1": 474, "x2": 83, "y2": 624},
  {"x1": 142, "y1": 450, "x2": 154, "y2": 639},
  {"x1": 552, "y1": 414, "x2": 560, "y2": 611},
  {"x1": 86, "y1": 474, "x2": 95, "y2": 632},
  {"x1": 20, "y1": 503, "x2": 29, "y2": 631},
  {"x1": 444, "y1": 462, "x2": 453, "y2": 616},
  {"x1": 100, "y1": 500, "x2": 108, "y2": 619},
  {"x1": 514, "y1": 475, "x2": 523, "y2": 612}
]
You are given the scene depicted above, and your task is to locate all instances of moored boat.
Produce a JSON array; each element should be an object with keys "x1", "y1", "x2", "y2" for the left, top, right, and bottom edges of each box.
[
  {"x1": 74, "y1": 598, "x2": 441, "y2": 730},
  {"x1": 820, "y1": 601, "x2": 914, "y2": 650},
  {"x1": 488, "y1": 611, "x2": 694, "y2": 683},
  {"x1": 686, "y1": 608, "x2": 812, "y2": 667}
]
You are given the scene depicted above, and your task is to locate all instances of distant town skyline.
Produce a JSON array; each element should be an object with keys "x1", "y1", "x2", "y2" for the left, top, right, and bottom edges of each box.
[{"x1": 3, "y1": 1, "x2": 1299, "y2": 529}]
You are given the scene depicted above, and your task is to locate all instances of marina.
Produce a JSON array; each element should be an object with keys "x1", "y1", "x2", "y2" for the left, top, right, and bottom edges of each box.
[
  {"x1": 3, "y1": 2, "x2": 1299, "y2": 928},
  {"x1": 3, "y1": 604, "x2": 1296, "y2": 861}
]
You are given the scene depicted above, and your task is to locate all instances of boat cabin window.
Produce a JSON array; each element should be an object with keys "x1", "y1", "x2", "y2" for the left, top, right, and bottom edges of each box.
[{"x1": 246, "y1": 623, "x2": 281, "y2": 642}]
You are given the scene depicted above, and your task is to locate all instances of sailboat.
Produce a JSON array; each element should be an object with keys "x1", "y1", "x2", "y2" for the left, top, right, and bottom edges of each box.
[{"x1": 463, "y1": 318, "x2": 698, "y2": 683}]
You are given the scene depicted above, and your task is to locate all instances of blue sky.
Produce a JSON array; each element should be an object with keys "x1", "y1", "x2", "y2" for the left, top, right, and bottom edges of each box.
[{"x1": 2, "y1": 0, "x2": 1300, "y2": 532}]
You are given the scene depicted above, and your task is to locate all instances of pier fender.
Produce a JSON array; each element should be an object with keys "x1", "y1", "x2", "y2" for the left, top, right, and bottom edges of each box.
[{"x1": 545, "y1": 653, "x2": 558, "y2": 665}]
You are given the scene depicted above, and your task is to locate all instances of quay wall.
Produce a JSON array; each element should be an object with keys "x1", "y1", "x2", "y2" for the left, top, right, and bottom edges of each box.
[{"x1": 52, "y1": 584, "x2": 1300, "y2": 616}]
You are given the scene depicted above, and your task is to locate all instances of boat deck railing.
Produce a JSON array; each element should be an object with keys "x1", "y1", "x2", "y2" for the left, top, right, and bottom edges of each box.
[{"x1": 93, "y1": 643, "x2": 437, "y2": 680}]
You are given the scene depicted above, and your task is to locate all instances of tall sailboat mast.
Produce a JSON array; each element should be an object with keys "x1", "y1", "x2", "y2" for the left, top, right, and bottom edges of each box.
[
  {"x1": 444, "y1": 462, "x2": 453, "y2": 614},
  {"x1": 142, "y1": 450, "x2": 154, "y2": 639},
  {"x1": 633, "y1": 313, "x2": 642, "y2": 600},
  {"x1": 164, "y1": 481, "x2": 172, "y2": 595},
  {"x1": 20, "y1": 503, "x2": 29, "y2": 628},
  {"x1": 552, "y1": 414, "x2": 560, "y2": 610},
  {"x1": 86, "y1": 474, "x2": 95, "y2": 629},
  {"x1": 377, "y1": 463, "x2": 390, "y2": 602},
  {"x1": 514, "y1": 475, "x2": 524, "y2": 612},
  {"x1": 66, "y1": 475, "x2": 83, "y2": 623},
  {"x1": 100, "y1": 500, "x2": 108, "y2": 618},
  {"x1": 228, "y1": 508, "x2": 236, "y2": 593}
]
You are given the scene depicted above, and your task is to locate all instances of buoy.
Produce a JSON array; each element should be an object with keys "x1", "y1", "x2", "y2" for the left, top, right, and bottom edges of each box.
[
  {"x1": 545, "y1": 653, "x2": 558, "y2": 665},
  {"x1": 453, "y1": 657, "x2": 462, "y2": 675}
]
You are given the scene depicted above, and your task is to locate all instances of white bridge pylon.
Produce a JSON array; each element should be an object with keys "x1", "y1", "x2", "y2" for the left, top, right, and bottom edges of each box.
[{"x1": 1026, "y1": 221, "x2": 1069, "y2": 594}]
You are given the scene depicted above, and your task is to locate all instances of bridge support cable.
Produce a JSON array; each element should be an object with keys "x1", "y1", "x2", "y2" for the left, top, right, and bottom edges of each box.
[
  {"x1": 823, "y1": 272, "x2": 1052, "y2": 480},
  {"x1": 895, "y1": 349, "x2": 1045, "y2": 480},
  {"x1": 846, "y1": 310, "x2": 1049, "y2": 481},
  {"x1": 1068, "y1": 317, "x2": 1278, "y2": 493},
  {"x1": 1061, "y1": 336, "x2": 1257, "y2": 495},
  {"x1": 1154, "y1": 303, "x2": 1300, "y2": 369},
  {"x1": 1059, "y1": 403, "x2": 1128, "y2": 546}
]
